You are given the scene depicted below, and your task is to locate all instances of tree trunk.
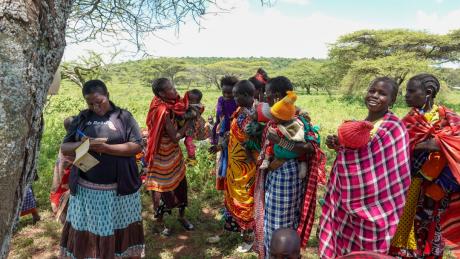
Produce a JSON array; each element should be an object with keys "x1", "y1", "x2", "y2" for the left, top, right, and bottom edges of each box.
[
  {"x1": 0, "y1": 0, "x2": 72, "y2": 257},
  {"x1": 213, "y1": 77, "x2": 220, "y2": 90},
  {"x1": 324, "y1": 85, "x2": 332, "y2": 97},
  {"x1": 305, "y1": 85, "x2": 311, "y2": 95}
]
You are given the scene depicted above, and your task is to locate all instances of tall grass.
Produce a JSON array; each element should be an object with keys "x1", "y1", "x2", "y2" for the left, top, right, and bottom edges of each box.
[
  {"x1": 26, "y1": 79, "x2": 459, "y2": 258},
  {"x1": 35, "y1": 79, "x2": 460, "y2": 211}
]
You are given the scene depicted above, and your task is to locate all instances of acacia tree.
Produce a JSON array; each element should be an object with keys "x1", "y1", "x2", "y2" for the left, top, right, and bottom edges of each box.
[
  {"x1": 0, "y1": 0, "x2": 249, "y2": 256},
  {"x1": 175, "y1": 66, "x2": 205, "y2": 89},
  {"x1": 61, "y1": 50, "x2": 120, "y2": 87},
  {"x1": 340, "y1": 52, "x2": 431, "y2": 95},
  {"x1": 329, "y1": 29, "x2": 460, "y2": 95},
  {"x1": 199, "y1": 60, "x2": 271, "y2": 89},
  {"x1": 440, "y1": 68, "x2": 460, "y2": 89},
  {"x1": 283, "y1": 60, "x2": 336, "y2": 95},
  {"x1": 149, "y1": 58, "x2": 187, "y2": 85}
]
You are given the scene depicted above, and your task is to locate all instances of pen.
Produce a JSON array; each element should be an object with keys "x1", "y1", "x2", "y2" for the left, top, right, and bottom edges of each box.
[{"x1": 77, "y1": 129, "x2": 86, "y2": 138}]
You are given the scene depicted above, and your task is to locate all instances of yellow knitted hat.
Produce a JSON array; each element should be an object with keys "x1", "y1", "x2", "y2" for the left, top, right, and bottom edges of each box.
[{"x1": 270, "y1": 91, "x2": 297, "y2": 121}]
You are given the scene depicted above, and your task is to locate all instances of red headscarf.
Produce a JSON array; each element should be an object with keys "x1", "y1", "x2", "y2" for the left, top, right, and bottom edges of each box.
[
  {"x1": 145, "y1": 95, "x2": 188, "y2": 164},
  {"x1": 402, "y1": 106, "x2": 460, "y2": 182},
  {"x1": 255, "y1": 73, "x2": 267, "y2": 84}
]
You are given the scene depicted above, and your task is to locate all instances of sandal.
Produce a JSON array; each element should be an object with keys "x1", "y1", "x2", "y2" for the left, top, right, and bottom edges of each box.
[
  {"x1": 185, "y1": 158, "x2": 198, "y2": 167},
  {"x1": 160, "y1": 227, "x2": 171, "y2": 237},
  {"x1": 178, "y1": 218, "x2": 194, "y2": 231},
  {"x1": 207, "y1": 235, "x2": 220, "y2": 244},
  {"x1": 236, "y1": 241, "x2": 253, "y2": 253}
]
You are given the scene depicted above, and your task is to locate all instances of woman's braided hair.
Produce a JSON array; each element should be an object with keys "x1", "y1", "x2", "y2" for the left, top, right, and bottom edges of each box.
[{"x1": 408, "y1": 73, "x2": 441, "y2": 98}]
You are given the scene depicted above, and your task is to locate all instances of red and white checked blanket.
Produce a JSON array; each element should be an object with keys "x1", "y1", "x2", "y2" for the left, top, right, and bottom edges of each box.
[
  {"x1": 297, "y1": 137, "x2": 326, "y2": 248},
  {"x1": 319, "y1": 112, "x2": 411, "y2": 259}
]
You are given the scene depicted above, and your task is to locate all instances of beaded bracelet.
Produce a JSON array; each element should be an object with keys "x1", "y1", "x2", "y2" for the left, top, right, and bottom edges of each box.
[{"x1": 279, "y1": 138, "x2": 295, "y2": 151}]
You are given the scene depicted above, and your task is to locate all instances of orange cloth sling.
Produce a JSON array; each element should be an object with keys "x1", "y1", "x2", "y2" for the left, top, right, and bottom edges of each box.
[{"x1": 403, "y1": 106, "x2": 460, "y2": 183}]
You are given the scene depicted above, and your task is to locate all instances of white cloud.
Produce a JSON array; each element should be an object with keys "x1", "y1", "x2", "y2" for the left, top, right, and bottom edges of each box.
[
  {"x1": 146, "y1": 11, "x2": 365, "y2": 58},
  {"x1": 62, "y1": 0, "x2": 460, "y2": 61},
  {"x1": 64, "y1": 0, "x2": 371, "y2": 60},
  {"x1": 415, "y1": 9, "x2": 460, "y2": 34}
]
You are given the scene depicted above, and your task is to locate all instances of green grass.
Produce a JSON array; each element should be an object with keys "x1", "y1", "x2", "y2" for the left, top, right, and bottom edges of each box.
[{"x1": 10, "y1": 79, "x2": 460, "y2": 258}]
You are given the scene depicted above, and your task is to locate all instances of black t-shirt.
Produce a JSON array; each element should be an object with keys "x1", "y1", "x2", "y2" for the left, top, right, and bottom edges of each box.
[{"x1": 64, "y1": 103, "x2": 142, "y2": 195}]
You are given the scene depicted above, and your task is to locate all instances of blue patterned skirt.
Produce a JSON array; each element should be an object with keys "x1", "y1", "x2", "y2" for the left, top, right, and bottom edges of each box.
[
  {"x1": 264, "y1": 159, "x2": 305, "y2": 256},
  {"x1": 60, "y1": 178, "x2": 144, "y2": 258}
]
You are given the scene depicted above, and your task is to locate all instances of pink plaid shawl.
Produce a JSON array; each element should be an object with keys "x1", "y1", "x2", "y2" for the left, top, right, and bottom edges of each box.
[{"x1": 319, "y1": 112, "x2": 411, "y2": 259}]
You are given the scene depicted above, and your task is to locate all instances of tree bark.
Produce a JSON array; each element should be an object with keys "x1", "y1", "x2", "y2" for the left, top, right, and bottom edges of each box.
[
  {"x1": 0, "y1": 0, "x2": 72, "y2": 257},
  {"x1": 305, "y1": 84, "x2": 311, "y2": 95}
]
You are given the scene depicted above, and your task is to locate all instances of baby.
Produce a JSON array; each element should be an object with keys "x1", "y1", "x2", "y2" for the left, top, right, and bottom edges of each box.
[
  {"x1": 260, "y1": 91, "x2": 308, "y2": 178},
  {"x1": 181, "y1": 89, "x2": 205, "y2": 165},
  {"x1": 337, "y1": 120, "x2": 374, "y2": 149}
]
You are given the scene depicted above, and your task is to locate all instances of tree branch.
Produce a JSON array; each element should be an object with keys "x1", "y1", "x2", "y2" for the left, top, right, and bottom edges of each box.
[{"x1": 66, "y1": 0, "x2": 274, "y2": 53}]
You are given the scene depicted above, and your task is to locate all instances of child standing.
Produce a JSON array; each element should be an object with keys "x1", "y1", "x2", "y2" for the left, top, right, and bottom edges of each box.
[
  {"x1": 20, "y1": 185, "x2": 40, "y2": 224},
  {"x1": 50, "y1": 116, "x2": 75, "y2": 223},
  {"x1": 204, "y1": 115, "x2": 214, "y2": 142},
  {"x1": 209, "y1": 76, "x2": 239, "y2": 190}
]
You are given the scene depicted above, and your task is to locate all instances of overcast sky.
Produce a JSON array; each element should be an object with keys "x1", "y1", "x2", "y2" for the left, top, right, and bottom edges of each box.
[{"x1": 63, "y1": 0, "x2": 460, "y2": 61}]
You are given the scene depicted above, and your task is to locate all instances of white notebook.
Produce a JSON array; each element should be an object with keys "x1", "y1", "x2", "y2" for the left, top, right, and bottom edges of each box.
[{"x1": 73, "y1": 139, "x2": 99, "y2": 172}]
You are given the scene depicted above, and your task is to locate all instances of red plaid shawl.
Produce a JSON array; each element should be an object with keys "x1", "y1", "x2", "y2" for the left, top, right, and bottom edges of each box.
[
  {"x1": 319, "y1": 112, "x2": 411, "y2": 259},
  {"x1": 297, "y1": 138, "x2": 326, "y2": 248}
]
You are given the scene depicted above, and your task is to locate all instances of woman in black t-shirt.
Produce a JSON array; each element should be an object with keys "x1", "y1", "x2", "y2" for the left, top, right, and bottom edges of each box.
[{"x1": 60, "y1": 80, "x2": 145, "y2": 259}]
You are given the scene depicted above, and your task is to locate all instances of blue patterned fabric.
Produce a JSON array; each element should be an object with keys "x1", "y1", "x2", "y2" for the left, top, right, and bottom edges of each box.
[
  {"x1": 67, "y1": 183, "x2": 142, "y2": 237},
  {"x1": 264, "y1": 159, "x2": 305, "y2": 256},
  {"x1": 217, "y1": 145, "x2": 229, "y2": 178},
  {"x1": 219, "y1": 116, "x2": 230, "y2": 136},
  {"x1": 435, "y1": 166, "x2": 460, "y2": 193},
  {"x1": 412, "y1": 151, "x2": 429, "y2": 175},
  {"x1": 21, "y1": 186, "x2": 37, "y2": 213}
]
